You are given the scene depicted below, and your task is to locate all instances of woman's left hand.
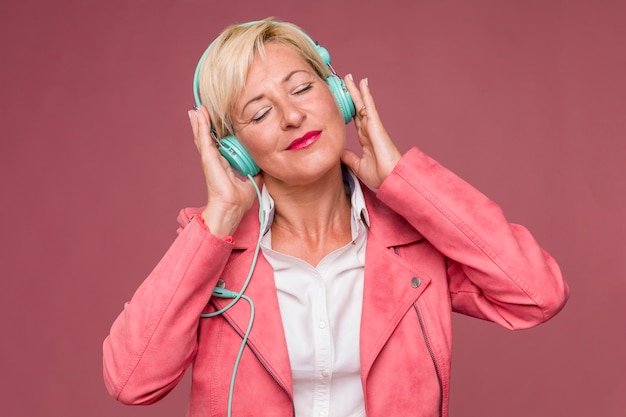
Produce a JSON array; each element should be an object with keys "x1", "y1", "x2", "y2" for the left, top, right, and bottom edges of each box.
[{"x1": 341, "y1": 75, "x2": 402, "y2": 189}]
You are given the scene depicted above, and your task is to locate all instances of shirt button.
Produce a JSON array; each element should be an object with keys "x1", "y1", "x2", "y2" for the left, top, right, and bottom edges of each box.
[
  {"x1": 318, "y1": 321, "x2": 326, "y2": 329},
  {"x1": 321, "y1": 370, "x2": 329, "y2": 378},
  {"x1": 411, "y1": 277, "x2": 421, "y2": 288}
]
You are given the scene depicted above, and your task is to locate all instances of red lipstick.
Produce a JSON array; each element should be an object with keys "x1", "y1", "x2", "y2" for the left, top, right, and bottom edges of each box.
[{"x1": 287, "y1": 130, "x2": 321, "y2": 151}]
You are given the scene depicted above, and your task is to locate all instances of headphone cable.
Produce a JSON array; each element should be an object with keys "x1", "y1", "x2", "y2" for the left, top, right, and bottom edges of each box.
[{"x1": 200, "y1": 174, "x2": 265, "y2": 417}]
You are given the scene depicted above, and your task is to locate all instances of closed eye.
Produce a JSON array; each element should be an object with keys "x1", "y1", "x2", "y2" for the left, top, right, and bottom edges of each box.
[
  {"x1": 293, "y1": 83, "x2": 312, "y2": 95},
  {"x1": 251, "y1": 107, "x2": 271, "y2": 123},
  {"x1": 249, "y1": 82, "x2": 312, "y2": 124}
]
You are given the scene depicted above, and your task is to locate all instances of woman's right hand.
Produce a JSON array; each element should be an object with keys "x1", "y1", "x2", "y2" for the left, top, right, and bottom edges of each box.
[{"x1": 188, "y1": 105, "x2": 260, "y2": 237}]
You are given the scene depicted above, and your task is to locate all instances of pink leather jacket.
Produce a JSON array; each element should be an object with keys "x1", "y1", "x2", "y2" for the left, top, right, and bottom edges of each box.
[{"x1": 103, "y1": 148, "x2": 569, "y2": 417}]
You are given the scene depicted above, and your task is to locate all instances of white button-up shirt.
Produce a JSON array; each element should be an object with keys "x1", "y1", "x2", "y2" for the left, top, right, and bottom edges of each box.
[{"x1": 260, "y1": 170, "x2": 369, "y2": 417}]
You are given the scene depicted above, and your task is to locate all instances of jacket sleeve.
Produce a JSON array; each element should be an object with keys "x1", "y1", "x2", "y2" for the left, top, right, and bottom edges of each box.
[
  {"x1": 376, "y1": 147, "x2": 569, "y2": 329},
  {"x1": 102, "y1": 208, "x2": 233, "y2": 404}
]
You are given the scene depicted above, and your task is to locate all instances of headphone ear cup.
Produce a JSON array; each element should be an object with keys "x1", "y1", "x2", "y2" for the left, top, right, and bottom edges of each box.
[
  {"x1": 218, "y1": 136, "x2": 261, "y2": 177},
  {"x1": 326, "y1": 75, "x2": 355, "y2": 124}
]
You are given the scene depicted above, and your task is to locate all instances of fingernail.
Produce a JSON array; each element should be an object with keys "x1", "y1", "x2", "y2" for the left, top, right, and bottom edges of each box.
[
  {"x1": 347, "y1": 73, "x2": 353, "y2": 81},
  {"x1": 188, "y1": 110, "x2": 195, "y2": 120},
  {"x1": 365, "y1": 77, "x2": 369, "y2": 86}
]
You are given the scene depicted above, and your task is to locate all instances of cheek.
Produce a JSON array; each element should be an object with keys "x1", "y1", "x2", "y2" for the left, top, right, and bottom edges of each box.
[
  {"x1": 327, "y1": 105, "x2": 348, "y2": 143},
  {"x1": 235, "y1": 128, "x2": 270, "y2": 159}
]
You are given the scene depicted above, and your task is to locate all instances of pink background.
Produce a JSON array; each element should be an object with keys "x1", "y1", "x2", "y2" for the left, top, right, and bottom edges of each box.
[{"x1": 1, "y1": 0, "x2": 625, "y2": 416}]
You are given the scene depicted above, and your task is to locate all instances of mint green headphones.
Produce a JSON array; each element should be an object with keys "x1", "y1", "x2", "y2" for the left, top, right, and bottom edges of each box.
[{"x1": 192, "y1": 21, "x2": 356, "y2": 177}]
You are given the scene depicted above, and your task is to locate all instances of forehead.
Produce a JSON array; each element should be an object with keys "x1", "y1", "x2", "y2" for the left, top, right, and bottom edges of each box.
[{"x1": 247, "y1": 42, "x2": 311, "y2": 79}]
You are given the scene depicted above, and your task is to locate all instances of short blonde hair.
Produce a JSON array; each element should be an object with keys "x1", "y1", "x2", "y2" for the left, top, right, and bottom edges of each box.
[{"x1": 197, "y1": 18, "x2": 331, "y2": 137}]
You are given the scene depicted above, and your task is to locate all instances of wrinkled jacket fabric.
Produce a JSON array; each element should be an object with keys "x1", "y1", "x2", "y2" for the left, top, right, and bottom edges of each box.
[{"x1": 103, "y1": 148, "x2": 569, "y2": 417}]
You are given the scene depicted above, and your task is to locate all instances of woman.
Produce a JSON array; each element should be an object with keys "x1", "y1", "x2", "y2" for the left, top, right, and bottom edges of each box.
[{"x1": 103, "y1": 19, "x2": 569, "y2": 417}]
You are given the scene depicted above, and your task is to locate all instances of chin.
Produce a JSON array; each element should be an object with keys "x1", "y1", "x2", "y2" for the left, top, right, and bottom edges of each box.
[{"x1": 264, "y1": 155, "x2": 343, "y2": 187}]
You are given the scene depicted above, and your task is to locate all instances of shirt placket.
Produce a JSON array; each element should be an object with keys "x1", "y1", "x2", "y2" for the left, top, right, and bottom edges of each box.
[{"x1": 312, "y1": 272, "x2": 332, "y2": 417}]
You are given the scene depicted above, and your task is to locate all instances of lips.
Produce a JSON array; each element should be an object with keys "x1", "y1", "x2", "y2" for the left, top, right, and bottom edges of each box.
[{"x1": 287, "y1": 130, "x2": 321, "y2": 150}]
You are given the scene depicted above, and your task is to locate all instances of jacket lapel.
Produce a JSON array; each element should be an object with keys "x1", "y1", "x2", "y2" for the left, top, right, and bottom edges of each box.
[
  {"x1": 359, "y1": 187, "x2": 431, "y2": 378},
  {"x1": 210, "y1": 202, "x2": 294, "y2": 396}
]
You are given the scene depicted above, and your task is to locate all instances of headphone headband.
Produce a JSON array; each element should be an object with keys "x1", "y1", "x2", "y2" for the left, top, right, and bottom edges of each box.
[{"x1": 193, "y1": 20, "x2": 331, "y2": 108}]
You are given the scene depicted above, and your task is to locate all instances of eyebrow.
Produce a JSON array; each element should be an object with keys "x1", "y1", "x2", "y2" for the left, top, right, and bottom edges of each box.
[{"x1": 240, "y1": 69, "x2": 310, "y2": 116}]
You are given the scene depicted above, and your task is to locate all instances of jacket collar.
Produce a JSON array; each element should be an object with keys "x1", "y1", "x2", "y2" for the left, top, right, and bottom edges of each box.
[{"x1": 361, "y1": 183, "x2": 424, "y2": 246}]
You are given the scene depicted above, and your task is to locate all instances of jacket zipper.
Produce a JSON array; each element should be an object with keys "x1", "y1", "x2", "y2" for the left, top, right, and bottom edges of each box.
[
  {"x1": 248, "y1": 346, "x2": 296, "y2": 417},
  {"x1": 393, "y1": 245, "x2": 443, "y2": 417},
  {"x1": 414, "y1": 304, "x2": 443, "y2": 417},
  {"x1": 213, "y1": 303, "x2": 296, "y2": 417}
]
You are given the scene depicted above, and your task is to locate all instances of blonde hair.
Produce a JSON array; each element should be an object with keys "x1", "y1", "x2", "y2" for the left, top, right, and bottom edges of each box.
[{"x1": 197, "y1": 18, "x2": 331, "y2": 137}]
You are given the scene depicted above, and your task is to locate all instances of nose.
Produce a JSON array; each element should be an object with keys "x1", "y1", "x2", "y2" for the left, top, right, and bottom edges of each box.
[{"x1": 279, "y1": 99, "x2": 305, "y2": 130}]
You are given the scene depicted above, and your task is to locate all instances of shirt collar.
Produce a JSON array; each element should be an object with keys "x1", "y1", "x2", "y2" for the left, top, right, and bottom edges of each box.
[{"x1": 261, "y1": 166, "x2": 370, "y2": 236}]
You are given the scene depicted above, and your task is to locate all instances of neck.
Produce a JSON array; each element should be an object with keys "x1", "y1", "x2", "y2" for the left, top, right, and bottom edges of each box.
[{"x1": 265, "y1": 165, "x2": 353, "y2": 265}]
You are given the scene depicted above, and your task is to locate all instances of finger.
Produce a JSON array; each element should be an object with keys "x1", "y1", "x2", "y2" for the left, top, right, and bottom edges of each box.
[
  {"x1": 344, "y1": 74, "x2": 367, "y2": 117},
  {"x1": 188, "y1": 106, "x2": 213, "y2": 154},
  {"x1": 188, "y1": 109, "x2": 200, "y2": 149},
  {"x1": 192, "y1": 106, "x2": 235, "y2": 182},
  {"x1": 340, "y1": 148, "x2": 361, "y2": 174},
  {"x1": 195, "y1": 105, "x2": 212, "y2": 147},
  {"x1": 343, "y1": 78, "x2": 368, "y2": 140},
  {"x1": 358, "y1": 78, "x2": 380, "y2": 121},
  {"x1": 196, "y1": 106, "x2": 223, "y2": 160},
  {"x1": 344, "y1": 73, "x2": 363, "y2": 105},
  {"x1": 340, "y1": 81, "x2": 368, "y2": 145}
]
